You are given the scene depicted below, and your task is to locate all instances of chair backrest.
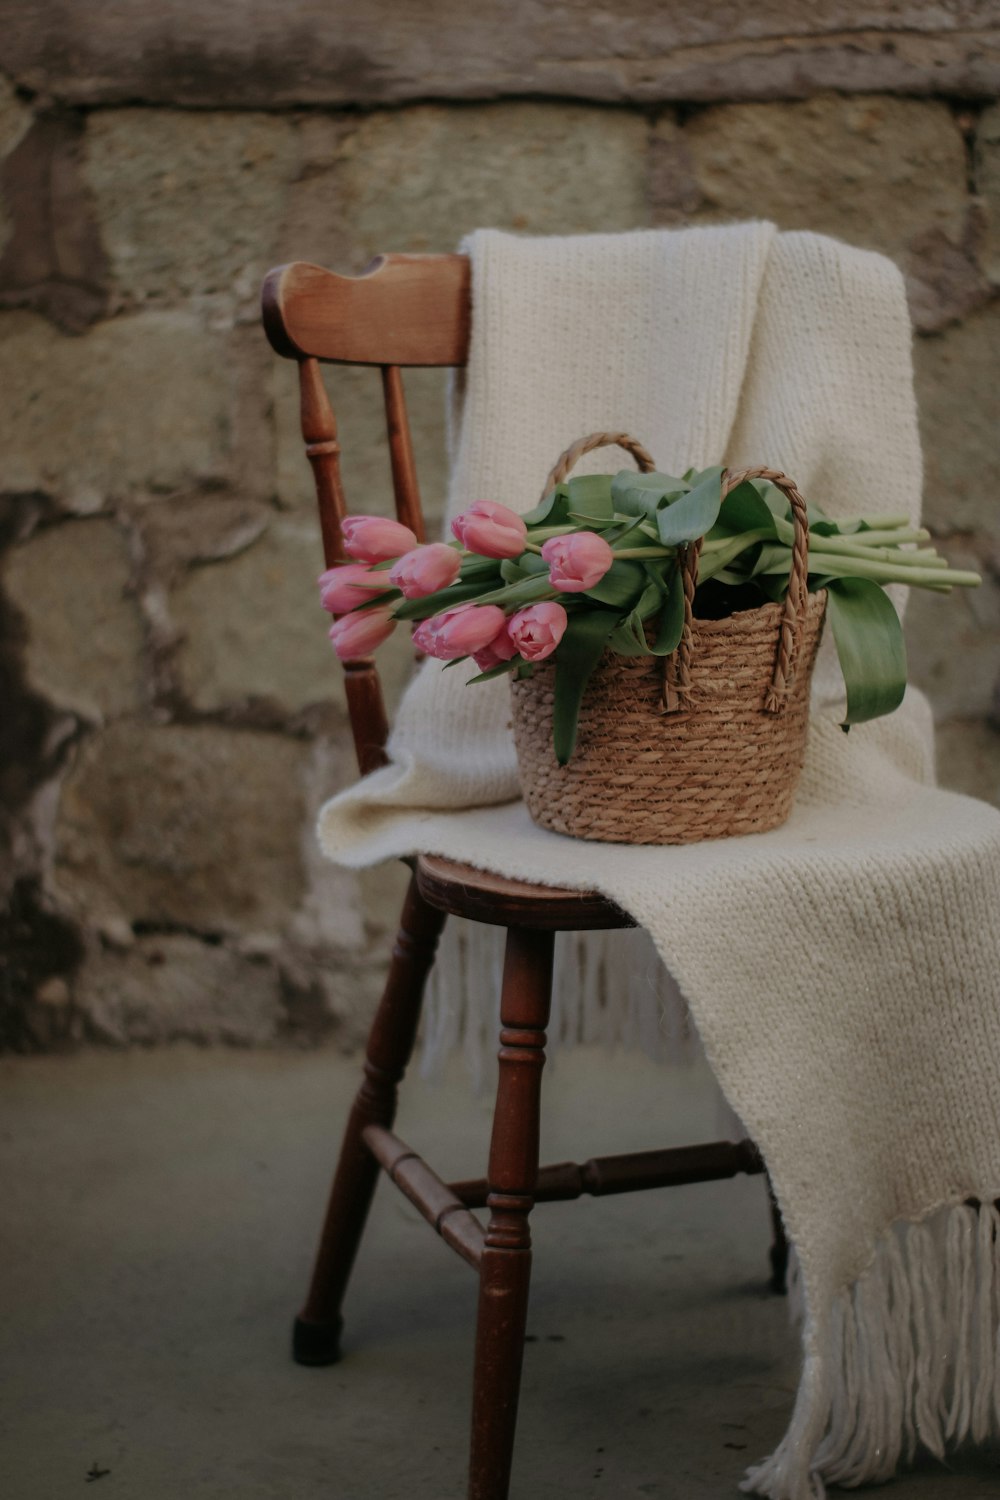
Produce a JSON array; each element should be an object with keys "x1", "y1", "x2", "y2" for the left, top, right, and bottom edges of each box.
[{"x1": 262, "y1": 255, "x2": 472, "y2": 775}]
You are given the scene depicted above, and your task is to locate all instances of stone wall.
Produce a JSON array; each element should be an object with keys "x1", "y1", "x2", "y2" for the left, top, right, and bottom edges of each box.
[{"x1": 1, "y1": 5, "x2": 998, "y2": 1050}]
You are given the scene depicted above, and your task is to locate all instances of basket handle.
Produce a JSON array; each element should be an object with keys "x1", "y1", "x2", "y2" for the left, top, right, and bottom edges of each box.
[
  {"x1": 540, "y1": 435, "x2": 812, "y2": 718},
  {"x1": 667, "y1": 467, "x2": 811, "y2": 715},
  {"x1": 542, "y1": 430, "x2": 657, "y2": 495}
]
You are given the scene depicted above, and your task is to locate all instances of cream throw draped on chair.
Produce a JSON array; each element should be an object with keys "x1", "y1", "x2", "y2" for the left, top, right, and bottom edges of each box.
[{"x1": 318, "y1": 225, "x2": 1000, "y2": 1499}]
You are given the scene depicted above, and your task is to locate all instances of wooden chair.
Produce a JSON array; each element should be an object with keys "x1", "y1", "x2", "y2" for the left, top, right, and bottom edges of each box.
[{"x1": 261, "y1": 255, "x2": 788, "y2": 1500}]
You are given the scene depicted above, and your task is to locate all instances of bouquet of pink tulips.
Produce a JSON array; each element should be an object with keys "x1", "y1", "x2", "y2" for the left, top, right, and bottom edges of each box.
[{"x1": 320, "y1": 466, "x2": 980, "y2": 763}]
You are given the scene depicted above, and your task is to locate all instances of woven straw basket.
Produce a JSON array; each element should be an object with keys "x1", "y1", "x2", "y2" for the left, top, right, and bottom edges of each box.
[{"x1": 510, "y1": 432, "x2": 828, "y2": 845}]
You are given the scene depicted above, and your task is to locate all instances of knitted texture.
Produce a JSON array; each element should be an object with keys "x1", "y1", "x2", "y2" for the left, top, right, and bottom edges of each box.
[{"x1": 318, "y1": 227, "x2": 1000, "y2": 1496}]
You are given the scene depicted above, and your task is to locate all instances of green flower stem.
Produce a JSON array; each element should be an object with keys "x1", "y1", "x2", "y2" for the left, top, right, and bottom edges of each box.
[
  {"x1": 527, "y1": 524, "x2": 577, "y2": 542},
  {"x1": 473, "y1": 575, "x2": 558, "y2": 608},
  {"x1": 828, "y1": 514, "x2": 913, "y2": 531},
  {"x1": 846, "y1": 527, "x2": 930, "y2": 546},
  {"x1": 803, "y1": 537, "x2": 948, "y2": 568},
  {"x1": 773, "y1": 518, "x2": 930, "y2": 550},
  {"x1": 797, "y1": 554, "x2": 979, "y2": 589}
]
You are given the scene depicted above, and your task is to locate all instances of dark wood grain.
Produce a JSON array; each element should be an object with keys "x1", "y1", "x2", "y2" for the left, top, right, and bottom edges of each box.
[
  {"x1": 451, "y1": 1138, "x2": 765, "y2": 1208},
  {"x1": 415, "y1": 853, "x2": 634, "y2": 930},
  {"x1": 263, "y1": 254, "x2": 471, "y2": 367},
  {"x1": 292, "y1": 876, "x2": 444, "y2": 1366},
  {"x1": 469, "y1": 926, "x2": 553, "y2": 1500},
  {"x1": 381, "y1": 363, "x2": 427, "y2": 542},
  {"x1": 361, "y1": 1123, "x2": 485, "y2": 1270}
]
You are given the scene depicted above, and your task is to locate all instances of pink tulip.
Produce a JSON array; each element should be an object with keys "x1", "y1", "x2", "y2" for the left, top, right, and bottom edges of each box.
[
  {"x1": 473, "y1": 621, "x2": 519, "y2": 673},
  {"x1": 508, "y1": 602, "x2": 568, "y2": 662},
  {"x1": 328, "y1": 607, "x2": 396, "y2": 660},
  {"x1": 341, "y1": 515, "x2": 418, "y2": 563},
  {"x1": 541, "y1": 531, "x2": 614, "y2": 592},
  {"x1": 318, "y1": 564, "x2": 390, "y2": 615},
  {"x1": 451, "y1": 500, "x2": 527, "y2": 560},
  {"x1": 412, "y1": 603, "x2": 507, "y2": 660},
  {"x1": 388, "y1": 543, "x2": 461, "y2": 599}
]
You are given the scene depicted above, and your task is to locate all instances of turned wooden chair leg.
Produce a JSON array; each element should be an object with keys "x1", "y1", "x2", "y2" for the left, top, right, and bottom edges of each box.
[
  {"x1": 766, "y1": 1173, "x2": 789, "y2": 1295},
  {"x1": 468, "y1": 926, "x2": 554, "y2": 1500},
  {"x1": 292, "y1": 874, "x2": 445, "y2": 1365}
]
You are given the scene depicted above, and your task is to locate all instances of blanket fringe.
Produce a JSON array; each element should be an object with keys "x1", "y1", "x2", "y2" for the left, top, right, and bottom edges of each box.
[
  {"x1": 742, "y1": 1201, "x2": 1000, "y2": 1500},
  {"x1": 420, "y1": 920, "x2": 701, "y2": 1090}
]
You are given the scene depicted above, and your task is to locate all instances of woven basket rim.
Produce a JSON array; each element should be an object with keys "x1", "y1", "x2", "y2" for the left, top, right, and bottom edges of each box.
[{"x1": 687, "y1": 585, "x2": 827, "y2": 636}]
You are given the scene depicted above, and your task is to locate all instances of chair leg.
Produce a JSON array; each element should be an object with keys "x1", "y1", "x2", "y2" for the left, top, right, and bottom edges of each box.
[
  {"x1": 292, "y1": 874, "x2": 446, "y2": 1366},
  {"x1": 766, "y1": 1173, "x2": 789, "y2": 1295},
  {"x1": 468, "y1": 926, "x2": 554, "y2": 1500}
]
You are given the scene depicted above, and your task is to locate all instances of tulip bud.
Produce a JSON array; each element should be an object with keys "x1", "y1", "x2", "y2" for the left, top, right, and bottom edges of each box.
[
  {"x1": 472, "y1": 621, "x2": 519, "y2": 672},
  {"x1": 318, "y1": 564, "x2": 390, "y2": 615},
  {"x1": 328, "y1": 607, "x2": 396, "y2": 660},
  {"x1": 341, "y1": 515, "x2": 418, "y2": 564},
  {"x1": 541, "y1": 531, "x2": 614, "y2": 592},
  {"x1": 508, "y1": 602, "x2": 568, "y2": 662},
  {"x1": 451, "y1": 500, "x2": 527, "y2": 560},
  {"x1": 412, "y1": 603, "x2": 507, "y2": 660},
  {"x1": 388, "y1": 543, "x2": 461, "y2": 599}
]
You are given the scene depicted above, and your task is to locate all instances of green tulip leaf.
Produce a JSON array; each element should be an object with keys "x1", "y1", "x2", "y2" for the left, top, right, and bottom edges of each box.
[
  {"x1": 655, "y1": 466, "x2": 725, "y2": 546},
  {"x1": 565, "y1": 474, "x2": 614, "y2": 512},
  {"x1": 611, "y1": 468, "x2": 690, "y2": 517},
  {"x1": 608, "y1": 619, "x2": 648, "y2": 655},
  {"x1": 652, "y1": 563, "x2": 686, "y2": 655},
  {"x1": 466, "y1": 658, "x2": 521, "y2": 684},
  {"x1": 500, "y1": 553, "x2": 549, "y2": 583},
  {"x1": 459, "y1": 554, "x2": 506, "y2": 582},
  {"x1": 583, "y1": 558, "x2": 647, "y2": 607},
  {"x1": 711, "y1": 479, "x2": 780, "y2": 538},
  {"x1": 552, "y1": 610, "x2": 619, "y2": 765},
  {"x1": 392, "y1": 580, "x2": 492, "y2": 620},
  {"x1": 520, "y1": 483, "x2": 570, "y2": 526},
  {"x1": 826, "y1": 577, "x2": 907, "y2": 725}
]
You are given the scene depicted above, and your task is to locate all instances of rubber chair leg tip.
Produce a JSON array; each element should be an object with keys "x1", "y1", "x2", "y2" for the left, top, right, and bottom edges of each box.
[{"x1": 292, "y1": 1314, "x2": 344, "y2": 1366}]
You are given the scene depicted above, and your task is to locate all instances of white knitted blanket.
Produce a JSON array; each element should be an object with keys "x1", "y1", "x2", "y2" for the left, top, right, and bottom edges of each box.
[{"x1": 319, "y1": 227, "x2": 1000, "y2": 1497}]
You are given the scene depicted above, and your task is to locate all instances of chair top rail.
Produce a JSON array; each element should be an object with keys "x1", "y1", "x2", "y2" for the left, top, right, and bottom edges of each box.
[{"x1": 262, "y1": 254, "x2": 471, "y2": 368}]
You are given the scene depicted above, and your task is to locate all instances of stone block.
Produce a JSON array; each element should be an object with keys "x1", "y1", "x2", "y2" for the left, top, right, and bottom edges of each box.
[
  {"x1": 171, "y1": 517, "x2": 345, "y2": 714},
  {"x1": 270, "y1": 113, "x2": 356, "y2": 273},
  {"x1": 1, "y1": 517, "x2": 145, "y2": 720},
  {"x1": 914, "y1": 305, "x2": 1000, "y2": 534},
  {"x1": 273, "y1": 360, "x2": 450, "y2": 532},
  {"x1": 83, "y1": 109, "x2": 301, "y2": 315},
  {"x1": 903, "y1": 222, "x2": 993, "y2": 335},
  {"x1": 337, "y1": 104, "x2": 649, "y2": 264},
  {"x1": 0, "y1": 109, "x2": 109, "y2": 332},
  {"x1": 0, "y1": 310, "x2": 230, "y2": 510},
  {"x1": 138, "y1": 491, "x2": 270, "y2": 579},
  {"x1": 76, "y1": 935, "x2": 284, "y2": 1045},
  {"x1": 0, "y1": 74, "x2": 32, "y2": 254},
  {"x1": 934, "y1": 718, "x2": 1000, "y2": 809},
  {"x1": 975, "y1": 103, "x2": 1000, "y2": 284},
  {"x1": 0, "y1": 74, "x2": 31, "y2": 158},
  {"x1": 653, "y1": 97, "x2": 968, "y2": 266},
  {"x1": 54, "y1": 722, "x2": 309, "y2": 933},
  {"x1": 3, "y1": 3, "x2": 998, "y2": 107}
]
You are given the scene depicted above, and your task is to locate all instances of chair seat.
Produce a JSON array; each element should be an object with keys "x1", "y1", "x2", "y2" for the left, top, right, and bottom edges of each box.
[{"x1": 414, "y1": 853, "x2": 634, "y2": 931}]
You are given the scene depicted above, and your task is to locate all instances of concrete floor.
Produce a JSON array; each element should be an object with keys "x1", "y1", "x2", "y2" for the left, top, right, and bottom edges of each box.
[{"x1": 1, "y1": 1046, "x2": 998, "y2": 1500}]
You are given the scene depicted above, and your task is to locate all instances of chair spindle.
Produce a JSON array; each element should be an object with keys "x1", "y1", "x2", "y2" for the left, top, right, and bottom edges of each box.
[
  {"x1": 299, "y1": 356, "x2": 348, "y2": 567},
  {"x1": 299, "y1": 354, "x2": 390, "y2": 774},
  {"x1": 381, "y1": 364, "x2": 426, "y2": 542}
]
